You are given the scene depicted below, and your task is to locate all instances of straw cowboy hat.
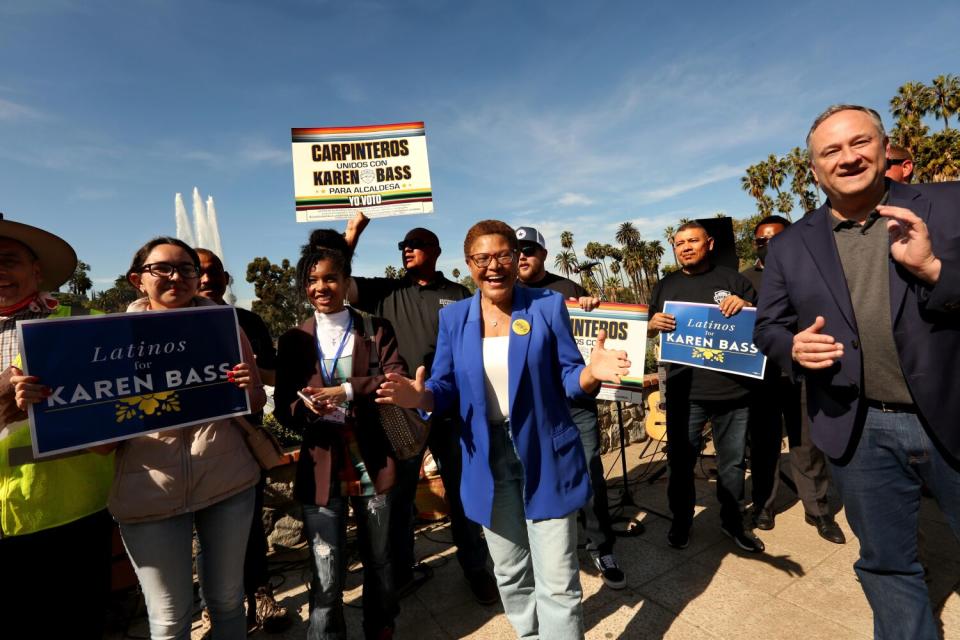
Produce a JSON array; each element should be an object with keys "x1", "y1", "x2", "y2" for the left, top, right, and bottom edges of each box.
[{"x1": 0, "y1": 214, "x2": 77, "y2": 291}]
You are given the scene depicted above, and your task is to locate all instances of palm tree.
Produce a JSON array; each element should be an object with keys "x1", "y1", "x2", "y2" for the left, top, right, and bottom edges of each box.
[
  {"x1": 663, "y1": 225, "x2": 676, "y2": 246},
  {"x1": 610, "y1": 260, "x2": 627, "y2": 290},
  {"x1": 576, "y1": 261, "x2": 601, "y2": 295},
  {"x1": 560, "y1": 231, "x2": 579, "y2": 263},
  {"x1": 765, "y1": 154, "x2": 787, "y2": 199},
  {"x1": 621, "y1": 245, "x2": 645, "y2": 301},
  {"x1": 891, "y1": 116, "x2": 930, "y2": 152},
  {"x1": 775, "y1": 192, "x2": 794, "y2": 216},
  {"x1": 648, "y1": 240, "x2": 666, "y2": 281},
  {"x1": 740, "y1": 164, "x2": 767, "y2": 202},
  {"x1": 890, "y1": 81, "x2": 934, "y2": 140},
  {"x1": 787, "y1": 146, "x2": 819, "y2": 211},
  {"x1": 615, "y1": 222, "x2": 641, "y2": 249},
  {"x1": 930, "y1": 74, "x2": 960, "y2": 131},
  {"x1": 757, "y1": 194, "x2": 774, "y2": 217},
  {"x1": 583, "y1": 242, "x2": 610, "y2": 285},
  {"x1": 553, "y1": 250, "x2": 577, "y2": 278}
]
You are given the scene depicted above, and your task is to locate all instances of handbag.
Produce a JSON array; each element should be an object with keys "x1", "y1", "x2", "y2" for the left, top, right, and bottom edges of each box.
[
  {"x1": 235, "y1": 416, "x2": 287, "y2": 470},
  {"x1": 360, "y1": 313, "x2": 430, "y2": 460}
]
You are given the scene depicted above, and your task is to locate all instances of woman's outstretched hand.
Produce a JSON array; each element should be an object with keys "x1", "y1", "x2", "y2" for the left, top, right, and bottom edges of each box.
[
  {"x1": 584, "y1": 329, "x2": 631, "y2": 387},
  {"x1": 376, "y1": 366, "x2": 433, "y2": 412}
]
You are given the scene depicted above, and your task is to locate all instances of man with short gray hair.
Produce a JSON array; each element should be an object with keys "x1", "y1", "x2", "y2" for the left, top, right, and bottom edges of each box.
[{"x1": 756, "y1": 104, "x2": 960, "y2": 639}]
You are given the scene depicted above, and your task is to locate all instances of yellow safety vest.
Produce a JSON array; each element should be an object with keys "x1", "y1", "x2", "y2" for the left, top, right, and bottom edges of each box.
[{"x1": 0, "y1": 305, "x2": 115, "y2": 538}]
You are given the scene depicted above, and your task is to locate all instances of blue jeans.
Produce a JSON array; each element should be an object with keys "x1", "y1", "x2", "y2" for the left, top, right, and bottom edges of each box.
[
  {"x1": 666, "y1": 398, "x2": 749, "y2": 531},
  {"x1": 388, "y1": 413, "x2": 489, "y2": 584},
  {"x1": 483, "y1": 421, "x2": 584, "y2": 640},
  {"x1": 119, "y1": 487, "x2": 255, "y2": 640},
  {"x1": 302, "y1": 493, "x2": 396, "y2": 640},
  {"x1": 830, "y1": 407, "x2": 960, "y2": 640}
]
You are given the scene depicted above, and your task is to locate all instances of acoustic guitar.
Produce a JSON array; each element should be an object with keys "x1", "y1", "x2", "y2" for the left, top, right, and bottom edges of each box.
[
  {"x1": 644, "y1": 365, "x2": 667, "y2": 441},
  {"x1": 644, "y1": 391, "x2": 666, "y2": 441}
]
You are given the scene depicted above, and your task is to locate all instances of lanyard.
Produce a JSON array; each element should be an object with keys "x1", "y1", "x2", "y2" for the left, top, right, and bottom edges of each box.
[{"x1": 315, "y1": 315, "x2": 353, "y2": 386}]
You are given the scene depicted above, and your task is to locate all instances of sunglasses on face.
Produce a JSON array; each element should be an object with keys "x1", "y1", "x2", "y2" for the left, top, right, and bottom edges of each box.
[
  {"x1": 140, "y1": 262, "x2": 200, "y2": 279},
  {"x1": 887, "y1": 158, "x2": 907, "y2": 166},
  {"x1": 753, "y1": 237, "x2": 770, "y2": 247},
  {"x1": 518, "y1": 245, "x2": 540, "y2": 257},
  {"x1": 398, "y1": 239, "x2": 437, "y2": 251}
]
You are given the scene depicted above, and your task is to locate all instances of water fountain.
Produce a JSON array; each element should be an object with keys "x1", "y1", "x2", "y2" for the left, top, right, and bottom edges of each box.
[{"x1": 174, "y1": 188, "x2": 234, "y2": 303}]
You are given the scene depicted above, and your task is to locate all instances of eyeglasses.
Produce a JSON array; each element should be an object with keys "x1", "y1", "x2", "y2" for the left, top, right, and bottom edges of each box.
[
  {"x1": 141, "y1": 262, "x2": 200, "y2": 279},
  {"x1": 468, "y1": 251, "x2": 516, "y2": 268},
  {"x1": 518, "y1": 245, "x2": 540, "y2": 257},
  {"x1": 398, "y1": 239, "x2": 437, "y2": 251}
]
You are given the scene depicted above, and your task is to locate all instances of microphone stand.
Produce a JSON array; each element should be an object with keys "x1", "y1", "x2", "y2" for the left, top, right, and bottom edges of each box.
[{"x1": 578, "y1": 265, "x2": 653, "y2": 535}]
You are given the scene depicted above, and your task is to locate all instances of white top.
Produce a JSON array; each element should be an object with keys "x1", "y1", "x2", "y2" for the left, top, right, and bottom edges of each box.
[
  {"x1": 314, "y1": 309, "x2": 355, "y2": 400},
  {"x1": 482, "y1": 336, "x2": 510, "y2": 422}
]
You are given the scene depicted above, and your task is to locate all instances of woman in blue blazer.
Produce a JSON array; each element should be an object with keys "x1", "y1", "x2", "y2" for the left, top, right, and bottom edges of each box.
[{"x1": 377, "y1": 220, "x2": 630, "y2": 639}]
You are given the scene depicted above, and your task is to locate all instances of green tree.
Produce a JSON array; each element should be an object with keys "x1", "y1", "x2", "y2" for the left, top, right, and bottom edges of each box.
[
  {"x1": 90, "y1": 275, "x2": 139, "y2": 313},
  {"x1": 65, "y1": 260, "x2": 93, "y2": 298},
  {"x1": 930, "y1": 74, "x2": 960, "y2": 131},
  {"x1": 246, "y1": 257, "x2": 311, "y2": 339},
  {"x1": 553, "y1": 250, "x2": 577, "y2": 278},
  {"x1": 914, "y1": 129, "x2": 960, "y2": 182}
]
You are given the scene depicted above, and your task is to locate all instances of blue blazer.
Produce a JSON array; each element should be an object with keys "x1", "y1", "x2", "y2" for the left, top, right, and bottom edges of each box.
[
  {"x1": 754, "y1": 180, "x2": 960, "y2": 461},
  {"x1": 426, "y1": 286, "x2": 593, "y2": 527}
]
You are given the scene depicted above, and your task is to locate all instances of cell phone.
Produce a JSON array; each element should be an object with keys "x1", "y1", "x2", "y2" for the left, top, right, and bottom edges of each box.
[{"x1": 297, "y1": 391, "x2": 318, "y2": 407}]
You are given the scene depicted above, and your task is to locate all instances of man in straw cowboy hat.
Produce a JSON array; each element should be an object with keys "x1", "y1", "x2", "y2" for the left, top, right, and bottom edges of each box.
[{"x1": 0, "y1": 214, "x2": 115, "y2": 638}]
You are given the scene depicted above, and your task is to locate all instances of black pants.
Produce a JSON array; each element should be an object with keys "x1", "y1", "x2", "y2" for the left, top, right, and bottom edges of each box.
[
  {"x1": 0, "y1": 509, "x2": 113, "y2": 639},
  {"x1": 749, "y1": 378, "x2": 831, "y2": 516},
  {"x1": 244, "y1": 474, "x2": 270, "y2": 597},
  {"x1": 388, "y1": 413, "x2": 489, "y2": 584}
]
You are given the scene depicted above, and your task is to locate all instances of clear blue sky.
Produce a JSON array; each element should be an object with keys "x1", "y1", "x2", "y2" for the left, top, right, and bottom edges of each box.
[{"x1": 2, "y1": 0, "x2": 957, "y2": 307}]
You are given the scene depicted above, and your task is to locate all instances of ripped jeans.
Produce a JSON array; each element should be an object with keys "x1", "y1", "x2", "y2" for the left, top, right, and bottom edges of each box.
[{"x1": 301, "y1": 493, "x2": 396, "y2": 640}]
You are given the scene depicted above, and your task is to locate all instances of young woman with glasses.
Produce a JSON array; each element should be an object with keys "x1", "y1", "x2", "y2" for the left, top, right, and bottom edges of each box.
[{"x1": 108, "y1": 237, "x2": 264, "y2": 639}]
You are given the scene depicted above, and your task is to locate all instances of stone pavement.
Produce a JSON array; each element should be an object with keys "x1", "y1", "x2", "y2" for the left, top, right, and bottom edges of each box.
[{"x1": 109, "y1": 438, "x2": 960, "y2": 639}]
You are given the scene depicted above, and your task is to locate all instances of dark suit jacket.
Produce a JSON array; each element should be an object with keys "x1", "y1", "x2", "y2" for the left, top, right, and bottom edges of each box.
[
  {"x1": 427, "y1": 286, "x2": 593, "y2": 526},
  {"x1": 754, "y1": 180, "x2": 960, "y2": 461},
  {"x1": 274, "y1": 309, "x2": 408, "y2": 506}
]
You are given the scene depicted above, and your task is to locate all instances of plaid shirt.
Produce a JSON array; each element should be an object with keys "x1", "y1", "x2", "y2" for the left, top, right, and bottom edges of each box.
[{"x1": 0, "y1": 293, "x2": 59, "y2": 370}]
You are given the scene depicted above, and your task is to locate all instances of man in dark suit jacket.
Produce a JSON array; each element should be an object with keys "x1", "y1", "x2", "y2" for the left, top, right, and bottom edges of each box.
[{"x1": 754, "y1": 104, "x2": 960, "y2": 640}]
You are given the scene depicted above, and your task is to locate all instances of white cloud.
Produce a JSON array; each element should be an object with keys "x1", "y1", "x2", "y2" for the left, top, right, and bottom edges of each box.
[
  {"x1": 0, "y1": 97, "x2": 44, "y2": 121},
  {"x1": 556, "y1": 192, "x2": 593, "y2": 207},
  {"x1": 635, "y1": 164, "x2": 746, "y2": 203}
]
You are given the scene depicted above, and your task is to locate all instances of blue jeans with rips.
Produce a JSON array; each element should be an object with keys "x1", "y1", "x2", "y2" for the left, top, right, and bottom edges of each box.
[
  {"x1": 830, "y1": 407, "x2": 960, "y2": 640},
  {"x1": 301, "y1": 493, "x2": 397, "y2": 640},
  {"x1": 119, "y1": 486, "x2": 255, "y2": 640}
]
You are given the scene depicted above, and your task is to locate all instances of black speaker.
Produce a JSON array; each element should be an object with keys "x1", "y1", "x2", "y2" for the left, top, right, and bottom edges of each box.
[{"x1": 695, "y1": 217, "x2": 738, "y2": 270}]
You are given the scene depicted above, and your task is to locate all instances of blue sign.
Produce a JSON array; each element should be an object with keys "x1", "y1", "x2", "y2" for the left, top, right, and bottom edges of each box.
[
  {"x1": 17, "y1": 306, "x2": 251, "y2": 457},
  {"x1": 659, "y1": 301, "x2": 767, "y2": 379}
]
